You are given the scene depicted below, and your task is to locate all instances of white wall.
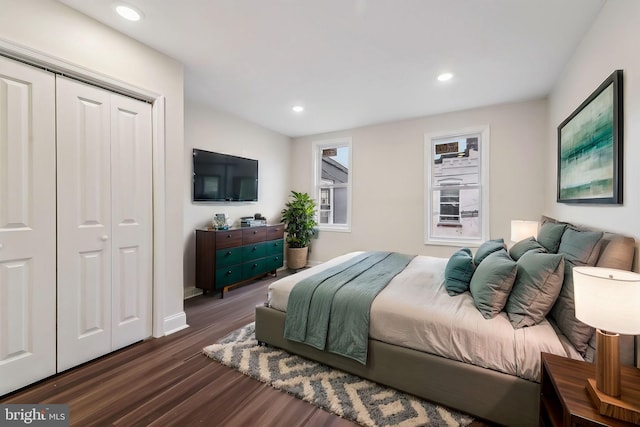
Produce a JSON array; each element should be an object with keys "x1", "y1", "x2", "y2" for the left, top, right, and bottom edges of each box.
[
  {"x1": 183, "y1": 99, "x2": 291, "y2": 295},
  {"x1": 292, "y1": 98, "x2": 548, "y2": 262},
  {"x1": 546, "y1": 0, "x2": 640, "y2": 270},
  {"x1": 0, "y1": 0, "x2": 185, "y2": 335}
]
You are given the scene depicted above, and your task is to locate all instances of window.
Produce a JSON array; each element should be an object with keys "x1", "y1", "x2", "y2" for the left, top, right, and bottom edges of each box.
[
  {"x1": 313, "y1": 138, "x2": 351, "y2": 231},
  {"x1": 425, "y1": 127, "x2": 489, "y2": 245},
  {"x1": 439, "y1": 189, "x2": 460, "y2": 224}
]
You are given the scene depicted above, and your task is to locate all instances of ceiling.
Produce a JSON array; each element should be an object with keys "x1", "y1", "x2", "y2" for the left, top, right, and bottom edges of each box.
[{"x1": 57, "y1": 0, "x2": 605, "y2": 137}]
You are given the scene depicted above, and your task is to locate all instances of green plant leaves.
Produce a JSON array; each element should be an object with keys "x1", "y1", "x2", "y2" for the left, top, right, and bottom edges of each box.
[{"x1": 281, "y1": 191, "x2": 318, "y2": 248}]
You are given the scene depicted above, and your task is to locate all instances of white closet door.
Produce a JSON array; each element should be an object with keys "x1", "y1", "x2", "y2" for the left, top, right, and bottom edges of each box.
[
  {"x1": 56, "y1": 77, "x2": 112, "y2": 371},
  {"x1": 0, "y1": 56, "x2": 56, "y2": 395},
  {"x1": 110, "y1": 93, "x2": 152, "y2": 350}
]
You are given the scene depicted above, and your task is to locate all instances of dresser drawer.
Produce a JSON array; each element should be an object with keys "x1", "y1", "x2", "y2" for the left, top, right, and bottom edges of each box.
[
  {"x1": 216, "y1": 229, "x2": 242, "y2": 249},
  {"x1": 242, "y1": 226, "x2": 267, "y2": 244},
  {"x1": 215, "y1": 247, "x2": 243, "y2": 267},
  {"x1": 267, "y1": 224, "x2": 284, "y2": 240},
  {"x1": 242, "y1": 241, "x2": 267, "y2": 260},
  {"x1": 215, "y1": 266, "x2": 242, "y2": 288},
  {"x1": 265, "y1": 254, "x2": 283, "y2": 271},
  {"x1": 242, "y1": 258, "x2": 267, "y2": 279},
  {"x1": 265, "y1": 238, "x2": 284, "y2": 256}
]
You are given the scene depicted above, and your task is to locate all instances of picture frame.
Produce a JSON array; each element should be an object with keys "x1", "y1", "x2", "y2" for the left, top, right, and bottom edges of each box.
[{"x1": 557, "y1": 70, "x2": 623, "y2": 204}]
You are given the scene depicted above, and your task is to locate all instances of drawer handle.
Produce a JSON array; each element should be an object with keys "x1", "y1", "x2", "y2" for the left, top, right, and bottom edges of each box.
[
  {"x1": 226, "y1": 251, "x2": 232, "y2": 255},
  {"x1": 275, "y1": 257, "x2": 279, "y2": 261},
  {"x1": 227, "y1": 234, "x2": 232, "y2": 238},
  {"x1": 253, "y1": 263, "x2": 258, "y2": 267},
  {"x1": 227, "y1": 270, "x2": 232, "y2": 275},
  {"x1": 252, "y1": 247, "x2": 257, "y2": 251},
  {"x1": 253, "y1": 230, "x2": 257, "y2": 234}
]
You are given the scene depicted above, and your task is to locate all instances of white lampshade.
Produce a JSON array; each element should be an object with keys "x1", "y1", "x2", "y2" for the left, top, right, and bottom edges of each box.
[
  {"x1": 510, "y1": 220, "x2": 539, "y2": 242},
  {"x1": 573, "y1": 266, "x2": 640, "y2": 335}
]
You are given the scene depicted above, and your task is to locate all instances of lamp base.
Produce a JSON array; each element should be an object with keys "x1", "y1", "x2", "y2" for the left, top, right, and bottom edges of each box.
[{"x1": 587, "y1": 378, "x2": 640, "y2": 424}]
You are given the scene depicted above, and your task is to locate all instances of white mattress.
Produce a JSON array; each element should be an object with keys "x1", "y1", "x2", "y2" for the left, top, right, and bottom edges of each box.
[{"x1": 268, "y1": 251, "x2": 577, "y2": 382}]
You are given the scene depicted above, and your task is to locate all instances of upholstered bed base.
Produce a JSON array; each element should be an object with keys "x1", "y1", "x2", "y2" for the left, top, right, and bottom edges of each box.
[{"x1": 255, "y1": 305, "x2": 539, "y2": 427}]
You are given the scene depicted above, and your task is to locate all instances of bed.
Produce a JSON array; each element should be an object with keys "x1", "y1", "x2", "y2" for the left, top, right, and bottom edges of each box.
[{"x1": 255, "y1": 219, "x2": 636, "y2": 426}]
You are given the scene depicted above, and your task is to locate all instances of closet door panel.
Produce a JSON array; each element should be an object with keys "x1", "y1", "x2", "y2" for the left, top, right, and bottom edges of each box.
[
  {"x1": 110, "y1": 94, "x2": 152, "y2": 350},
  {"x1": 0, "y1": 56, "x2": 56, "y2": 395},
  {"x1": 56, "y1": 77, "x2": 112, "y2": 371}
]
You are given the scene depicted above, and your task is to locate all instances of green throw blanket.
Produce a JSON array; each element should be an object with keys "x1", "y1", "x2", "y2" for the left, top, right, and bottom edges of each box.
[{"x1": 284, "y1": 251, "x2": 415, "y2": 364}]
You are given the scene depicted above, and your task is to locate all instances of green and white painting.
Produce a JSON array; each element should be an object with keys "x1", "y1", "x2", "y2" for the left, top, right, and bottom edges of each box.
[{"x1": 558, "y1": 70, "x2": 622, "y2": 204}]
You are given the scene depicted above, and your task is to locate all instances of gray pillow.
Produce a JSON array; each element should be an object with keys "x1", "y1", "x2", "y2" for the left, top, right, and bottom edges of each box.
[
  {"x1": 537, "y1": 222, "x2": 567, "y2": 253},
  {"x1": 596, "y1": 235, "x2": 636, "y2": 270},
  {"x1": 509, "y1": 237, "x2": 547, "y2": 261},
  {"x1": 444, "y1": 248, "x2": 476, "y2": 296},
  {"x1": 550, "y1": 262, "x2": 594, "y2": 355},
  {"x1": 474, "y1": 238, "x2": 506, "y2": 266},
  {"x1": 470, "y1": 249, "x2": 517, "y2": 319},
  {"x1": 505, "y1": 252, "x2": 565, "y2": 328},
  {"x1": 558, "y1": 228, "x2": 603, "y2": 266}
]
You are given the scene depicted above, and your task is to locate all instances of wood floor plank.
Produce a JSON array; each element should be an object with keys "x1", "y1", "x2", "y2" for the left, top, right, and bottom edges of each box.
[
  {"x1": 71, "y1": 357, "x2": 214, "y2": 426},
  {"x1": 111, "y1": 360, "x2": 227, "y2": 426},
  {"x1": 1, "y1": 275, "x2": 492, "y2": 426}
]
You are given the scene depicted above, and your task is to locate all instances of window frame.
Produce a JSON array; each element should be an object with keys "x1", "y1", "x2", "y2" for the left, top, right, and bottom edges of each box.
[
  {"x1": 312, "y1": 137, "x2": 352, "y2": 232},
  {"x1": 424, "y1": 126, "x2": 490, "y2": 246}
]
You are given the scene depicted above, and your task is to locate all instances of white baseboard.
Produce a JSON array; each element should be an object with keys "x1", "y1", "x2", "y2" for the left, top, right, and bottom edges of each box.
[
  {"x1": 163, "y1": 311, "x2": 188, "y2": 336},
  {"x1": 184, "y1": 286, "x2": 203, "y2": 299},
  {"x1": 284, "y1": 261, "x2": 321, "y2": 270}
]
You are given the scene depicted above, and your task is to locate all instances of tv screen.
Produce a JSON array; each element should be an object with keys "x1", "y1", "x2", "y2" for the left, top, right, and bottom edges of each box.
[{"x1": 193, "y1": 149, "x2": 258, "y2": 202}]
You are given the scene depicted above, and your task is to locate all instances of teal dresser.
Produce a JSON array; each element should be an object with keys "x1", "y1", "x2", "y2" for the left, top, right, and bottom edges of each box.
[{"x1": 195, "y1": 224, "x2": 284, "y2": 297}]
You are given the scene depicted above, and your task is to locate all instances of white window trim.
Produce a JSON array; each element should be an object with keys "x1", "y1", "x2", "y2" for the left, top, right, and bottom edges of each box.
[
  {"x1": 424, "y1": 125, "x2": 490, "y2": 247},
  {"x1": 312, "y1": 137, "x2": 352, "y2": 232}
]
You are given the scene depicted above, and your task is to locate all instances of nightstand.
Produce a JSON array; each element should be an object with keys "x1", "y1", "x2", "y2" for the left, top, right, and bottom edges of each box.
[{"x1": 540, "y1": 352, "x2": 639, "y2": 426}]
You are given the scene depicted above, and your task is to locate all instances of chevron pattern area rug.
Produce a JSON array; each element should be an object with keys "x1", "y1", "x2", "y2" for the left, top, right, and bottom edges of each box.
[{"x1": 203, "y1": 323, "x2": 473, "y2": 427}]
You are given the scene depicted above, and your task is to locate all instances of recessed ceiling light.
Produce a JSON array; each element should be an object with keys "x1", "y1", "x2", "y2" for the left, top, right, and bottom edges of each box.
[
  {"x1": 115, "y1": 4, "x2": 143, "y2": 21},
  {"x1": 292, "y1": 105, "x2": 304, "y2": 113},
  {"x1": 437, "y1": 72, "x2": 453, "y2": 82}
]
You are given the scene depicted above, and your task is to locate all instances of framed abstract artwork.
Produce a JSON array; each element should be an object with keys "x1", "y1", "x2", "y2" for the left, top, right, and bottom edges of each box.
[{"x1": 557, "y1": 70, "x2": 623, "y2": 204}]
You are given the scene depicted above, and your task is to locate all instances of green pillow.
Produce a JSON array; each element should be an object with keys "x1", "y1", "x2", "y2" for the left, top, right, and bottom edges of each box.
[
  {"x1": 558, "y1": 228, "x2": 603, "y2": 266},
  {"x1": 444, "y1": 248, "x2": 476, "y2": 296},
  {"x1": 470, "y1": 249, "x2": 517, "y2": 319},
  {"x1": 550, "y1": 263, "x2": 594, "y2": 355},
  {"x1": 509, "y1": 237, "x2": 547, "y2": 261},
  {"x1": 537, "y1": 222, "x2": 567, "y2": 253},
  {"x1": 474, "y1": 238, "x2": 506, "y2": 266},
  {"x1": 505, "y1": 252, "x2": 565, "y2": 328}
]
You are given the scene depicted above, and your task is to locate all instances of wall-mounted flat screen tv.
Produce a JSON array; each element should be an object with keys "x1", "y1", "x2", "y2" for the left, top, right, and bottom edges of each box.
[{"x1": 193, "y1": 149, "x2": 258, "y2": 202}]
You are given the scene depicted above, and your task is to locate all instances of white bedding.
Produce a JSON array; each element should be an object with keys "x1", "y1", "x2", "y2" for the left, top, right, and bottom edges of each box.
[{"x1": 268, "y1": 251, "x2": 579, "y2": 382}]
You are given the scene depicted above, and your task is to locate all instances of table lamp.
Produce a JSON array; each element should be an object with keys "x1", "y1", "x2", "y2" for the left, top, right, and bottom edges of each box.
[
  {"x1": 510, "y1": 220, "x2": 539, "y2": 242},
  {"x1": 573, "y1": 266, "x2": 640, "y2": 423}
]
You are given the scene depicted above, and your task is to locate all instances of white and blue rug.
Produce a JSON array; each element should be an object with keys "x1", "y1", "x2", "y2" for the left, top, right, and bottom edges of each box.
[{"x1": 204, "y1": 323, "x2": 473, "y2": 427}]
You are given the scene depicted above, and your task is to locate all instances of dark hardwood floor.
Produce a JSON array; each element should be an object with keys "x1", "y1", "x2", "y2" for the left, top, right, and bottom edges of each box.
[{"x1": 2, "y1": 276, "x2": 494, "y2": 426}]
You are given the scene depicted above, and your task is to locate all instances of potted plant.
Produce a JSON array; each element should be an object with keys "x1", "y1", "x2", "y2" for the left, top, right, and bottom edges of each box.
[{"x1": 281, "y1": 190, "x2": 317, "y2": 270}]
